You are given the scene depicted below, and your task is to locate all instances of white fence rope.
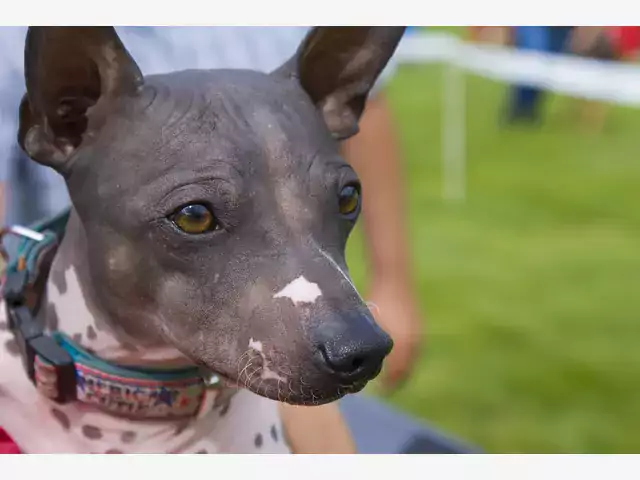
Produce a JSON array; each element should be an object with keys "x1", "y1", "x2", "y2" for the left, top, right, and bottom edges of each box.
[{"x1": 392, "y1": 32, "x2": 640, "y2": 201}]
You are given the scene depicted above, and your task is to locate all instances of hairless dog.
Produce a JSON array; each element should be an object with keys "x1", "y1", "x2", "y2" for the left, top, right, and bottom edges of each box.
[{"x1": 0, "y1": 26, "x2": 405, "y2": 453}]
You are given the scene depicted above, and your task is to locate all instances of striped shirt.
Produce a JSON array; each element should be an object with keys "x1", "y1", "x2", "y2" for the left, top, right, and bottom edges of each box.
[{"x1": 0, "y1": 27, "x2": 396, "y2": 227}]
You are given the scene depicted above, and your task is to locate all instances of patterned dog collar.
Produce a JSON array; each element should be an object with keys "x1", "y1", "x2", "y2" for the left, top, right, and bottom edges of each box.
[
  {"x1": 37, "y1": 332, "x2": 214, "y2": 419},
  {"x1": 1, "y1": 209, "x2": 234, "y2": 420}
]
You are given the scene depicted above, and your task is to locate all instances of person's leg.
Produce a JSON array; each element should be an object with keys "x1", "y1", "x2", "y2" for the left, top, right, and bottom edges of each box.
[
  {"x1": 506, "y1": 27, "x2": 534, "y2": 123},
  {"x1": 522, "y1": 27, "x2": 551, "y2": 120},
  {"x1": 506, "y1": 26, "x2": 550, "y2": 124},
  {"x1": 550, "y1": 26, "x2": 574, "y2": 54}
]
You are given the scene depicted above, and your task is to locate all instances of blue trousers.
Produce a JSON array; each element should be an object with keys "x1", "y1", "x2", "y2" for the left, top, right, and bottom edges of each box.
[
  {"x1": 508, "y1": 27, "x2": 574, "y2": 121},
  {"x1": 509, "y1": 27, "x2": 550, "y2": 120}
]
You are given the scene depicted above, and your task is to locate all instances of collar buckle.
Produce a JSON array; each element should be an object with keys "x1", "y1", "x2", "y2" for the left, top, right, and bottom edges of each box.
[{"x1": 4, "y1": 275, "x2": 76, "y2": 404}]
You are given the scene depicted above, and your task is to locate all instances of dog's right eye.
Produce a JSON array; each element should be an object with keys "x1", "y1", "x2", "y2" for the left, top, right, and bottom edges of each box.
[
  {"x1": 338, "y1": 183, "x2": 361, "y2": 219},
  {"x1": 171, "y1": 204, "x2": 219, "y2": 234}
]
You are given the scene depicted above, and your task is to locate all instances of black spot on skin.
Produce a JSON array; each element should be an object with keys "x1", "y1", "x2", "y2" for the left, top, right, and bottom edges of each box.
[
  {"x1": 81, "y1": 424, "x2": 103, "y2": 440},
  {"x1": 0, "y1": 320, "x2": 7, "y2": 331},
  {"x1": 270, "y1": 425, "x2": 278, "y2": 442},
  {"x1": 105, "y1": 448, "x2": 124, "y2": 454},
  {"x1": 51, "y1": 408, "x2": 71, "y2": 430},
  {"x1": 195, "y1": 449, "x2": 208, "y2": 454},
  {"x1": 120, "y1": 431, "x2": 137, "y2": 444},
  {"x1": 254, "y1": 433, "x2": 263, "y2": 448},
  {"x1": 51, "y1": 266, "x2": 67, "y2": 295},
  {"x1": 46, "y1": 303, "x2": 60, "y2": 331},
  {"x1": 72, "y1": 333, "x2": 82, "y2": 344},
  {"x1": 87, "y1": 325, "x2": 97, "y2": 340},
  {"x1": 4, "y1": 339, "x2": 20, "y2": 356}
]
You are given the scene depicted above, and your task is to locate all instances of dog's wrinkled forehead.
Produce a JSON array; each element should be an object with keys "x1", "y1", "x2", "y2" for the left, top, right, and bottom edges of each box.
[
  {"x1": 69, "y1": 69, "x2": 347, "y2": 237},
  {"x1": 89, "y1": 69, "x2": 335, "y2": 190}
]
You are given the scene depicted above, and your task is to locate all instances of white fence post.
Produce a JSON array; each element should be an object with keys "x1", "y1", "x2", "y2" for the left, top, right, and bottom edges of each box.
[{"x1": 442, "y1": 41, "x2": 466, "y2": 203}]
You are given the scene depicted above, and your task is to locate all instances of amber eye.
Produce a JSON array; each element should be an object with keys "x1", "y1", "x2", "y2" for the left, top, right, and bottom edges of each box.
[
  {"x1": 172, "y1": 204, "x2": 217, "y2": 234},
  {"x1": 338, "y1": 184, "x2": 361, "y2": 218}
]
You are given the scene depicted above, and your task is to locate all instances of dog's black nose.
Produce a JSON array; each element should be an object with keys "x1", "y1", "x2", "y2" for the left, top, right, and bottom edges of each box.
[{"x1": 312, "y1": 312, "x2": 393, "y2": 383}]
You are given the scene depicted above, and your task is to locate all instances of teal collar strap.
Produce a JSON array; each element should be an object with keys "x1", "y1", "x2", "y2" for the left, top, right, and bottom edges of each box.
[{"x1": 2, "y1": 209, "x2": 224, "y2": 419}]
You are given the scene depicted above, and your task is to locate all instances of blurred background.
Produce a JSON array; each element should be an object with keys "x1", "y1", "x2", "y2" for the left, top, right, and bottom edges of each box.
[
  {"x1": 1, "y1": 25, "x2": 639, "y2": 454},
  {"x1": 347, "y1": 26, "x2": 640, "y2": 453}
]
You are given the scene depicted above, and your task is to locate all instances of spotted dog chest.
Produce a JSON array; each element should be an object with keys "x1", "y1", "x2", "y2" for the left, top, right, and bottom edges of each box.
[{"x1": 0, "y1": 305, "x2": 290, "y2": 454}]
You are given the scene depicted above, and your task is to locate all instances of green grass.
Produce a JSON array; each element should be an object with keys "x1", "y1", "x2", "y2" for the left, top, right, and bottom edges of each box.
[{"x1": 346, "y1": 64, "x2": 640, "y2": 453}]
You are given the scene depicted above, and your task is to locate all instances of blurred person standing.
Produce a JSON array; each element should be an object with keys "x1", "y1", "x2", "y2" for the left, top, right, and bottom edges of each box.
[
  {"x1": 612, "y1": 26, "x2": 640, "y2": 60},
  {"x1": 503, "y1": 26, "x2": 576, "y2": 125},
  {"x1": 0, "y1": 26, "x2": 422, "y2": 390},
  {"x1": 550, "y1": 26, "x2": 575, "y2": 53},
  {"x1": 503, "y1": 27, "x2": 550, "y2": 125}
]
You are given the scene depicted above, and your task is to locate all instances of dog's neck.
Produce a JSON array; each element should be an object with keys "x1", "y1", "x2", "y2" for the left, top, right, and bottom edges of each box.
[{"x1": 40, "y1": 209, "x2": 192, "y2": 368}]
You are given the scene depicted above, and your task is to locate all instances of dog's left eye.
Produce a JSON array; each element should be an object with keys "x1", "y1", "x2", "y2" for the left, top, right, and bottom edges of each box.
[
  {"x1": 338, "y1": 184, "x2": 361, "y2": 218},
  {"x1": 172, "y1": 204, "x2": 218, "y2": 234}
]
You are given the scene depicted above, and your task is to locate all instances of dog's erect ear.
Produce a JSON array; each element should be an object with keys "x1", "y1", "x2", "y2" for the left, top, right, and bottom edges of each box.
[
  {"x1": 275, "y1": 27, "x2": 405, "y2": 140},
  {"x1": 18, "y1": 27, "x2": 143, "y2": 173}
]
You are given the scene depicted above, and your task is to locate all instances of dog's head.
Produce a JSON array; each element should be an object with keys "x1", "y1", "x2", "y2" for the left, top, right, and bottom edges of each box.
[{"x1": 18, "y1": 26, "x2": 405, "y2": 405}]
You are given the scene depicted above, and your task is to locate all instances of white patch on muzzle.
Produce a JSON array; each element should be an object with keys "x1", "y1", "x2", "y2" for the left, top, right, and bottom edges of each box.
[
  {"x1": 273, "y1": 275, "x2": 322, "y2": 305},
  {"x1": 248, "y1": 338, "x2": 285, "y2": 382}
]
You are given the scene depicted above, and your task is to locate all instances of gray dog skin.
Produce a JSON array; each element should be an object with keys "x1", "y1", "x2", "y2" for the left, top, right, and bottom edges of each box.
[{"x1": 17, "y1": 26, "x2": 406, "y2": 406}]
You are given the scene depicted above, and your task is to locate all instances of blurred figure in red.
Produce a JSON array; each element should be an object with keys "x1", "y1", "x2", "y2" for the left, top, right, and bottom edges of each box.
[{"x1": 609, "y1": 26, "x2": 640, "y2": 60}]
